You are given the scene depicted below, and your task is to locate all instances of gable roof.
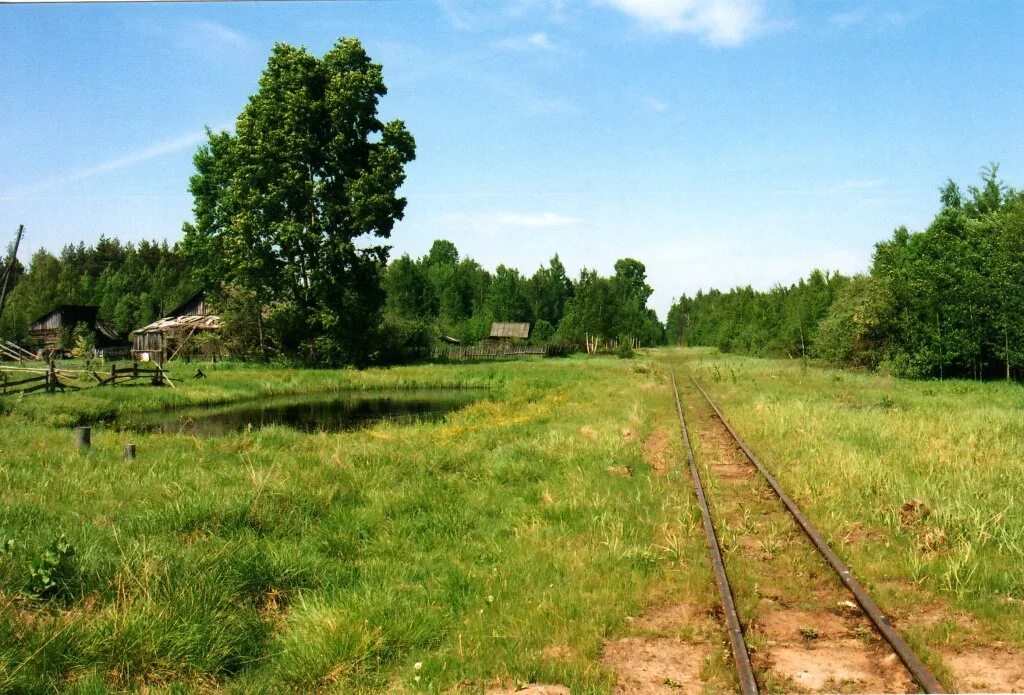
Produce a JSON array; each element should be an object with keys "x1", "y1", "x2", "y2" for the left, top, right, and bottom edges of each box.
[
  {"x1": 489, "y1": 322, "x2": 531, "y2": 339},
  {"x1": 166, "y1": 289, "x2": 207, "y2": 318},
  {"x1": 29, "y1": 305, "x2": 99, "y2": 330}
]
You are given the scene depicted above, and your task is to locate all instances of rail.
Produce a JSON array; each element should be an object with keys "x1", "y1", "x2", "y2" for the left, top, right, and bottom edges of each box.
[
  {"x1": 686, "y1": 372, "x2": 944, "y2": 694},
  {"x1": 670, "y1": 372, "x2": 758, "y2": 694}
]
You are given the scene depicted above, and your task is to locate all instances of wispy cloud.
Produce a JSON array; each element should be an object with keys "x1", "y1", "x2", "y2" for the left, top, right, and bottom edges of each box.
[
  {"x1": 829, "y1": 5, "x2": 925, "y2": 31},
  {"x1": 127, "y1": 17, "x2": 251, "y2": 65},
  {"x1": 192, "y1": 19, "x2": 248, "y2": 48},
  {"x1": 493, "y1": 31, "x2": 558, "y2": 52},
  {"x1": 603, "y1": 0, "x2": 768, "y2": 46},
  {"x1": 442, "y1": 211, "x2": 583, "y2": 235},
  {"x1": 827, "y1": 178, "x2": 886, "y2": 193},
  {"x1": 644, "y1": 97, "x2": 670, "y2": 112},
  {"x1": 0, "y1": 128, "x2": 222, "y2": 199},
  {"x1": 438, "y1": 0, "x2": 572, "y2": 30},
  {"x1": 494, "y1": 212, "x2": 581, "y2": 227}
]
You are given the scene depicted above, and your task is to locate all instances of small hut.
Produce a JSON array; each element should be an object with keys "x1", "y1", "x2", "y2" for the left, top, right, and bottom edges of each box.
[
  {"x1": 485, "y1": 322, "x2": 531, "y2": 345},
  {"x1": 131, "y1": 290, "x2": 221, "y2": 363},
  {"x1": 28, "y1": 305, "x2": 125, "y2": 356}
]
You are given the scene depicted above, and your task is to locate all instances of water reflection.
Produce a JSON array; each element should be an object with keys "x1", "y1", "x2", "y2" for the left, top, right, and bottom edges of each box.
[{"x1": 123, "y1": 389, "x2": 486, "y2": 436}]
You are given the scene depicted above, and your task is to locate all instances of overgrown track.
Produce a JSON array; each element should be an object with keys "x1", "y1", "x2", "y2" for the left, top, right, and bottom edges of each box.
[
  {"x1": 671, "y1": 372, "x2": 758, "y2": 695},
  {"x1": 669, "y1": 368, "x2": 945, "y2": 694}
]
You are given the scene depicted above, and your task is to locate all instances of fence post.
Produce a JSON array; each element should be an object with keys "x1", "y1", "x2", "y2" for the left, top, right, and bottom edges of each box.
[
  {"x1": 123, "y1": 443, "x2": 136, "y2": 460},
  {"x1": 75, "y1": 426, "x2": 91, "y2": 449},
  {"x1": 133, "y1": 361, "x2": 138, "y2": 380},
  {"x1": 110, "y1": 363, "x2": 117, "y2": 385}
]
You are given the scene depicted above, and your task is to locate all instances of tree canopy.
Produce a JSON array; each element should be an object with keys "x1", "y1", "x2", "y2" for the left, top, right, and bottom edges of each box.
[
  {"x1": 669, "y1": 165, "x2": 1024, "y2": 380},
  {"x1": 182, "y1": 38, "x2": 415, "y2": 365}
]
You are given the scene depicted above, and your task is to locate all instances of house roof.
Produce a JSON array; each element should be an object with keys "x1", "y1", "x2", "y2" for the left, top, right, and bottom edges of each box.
[
  {"x1": 166, "y1": 289, "x2": 206, "y2": 318},
  {"x1": 95, "y1": 319, "x2": 122, "y2": 343},
  {"x1": 29, "y1": 305, "x2": 98, "y2": 328},
  {"x1": 489, "y1": 322, "x2": 531, "y2": 339},
  {"x1": 132, "y1": 313, "x2": 222, "y2": 335}
]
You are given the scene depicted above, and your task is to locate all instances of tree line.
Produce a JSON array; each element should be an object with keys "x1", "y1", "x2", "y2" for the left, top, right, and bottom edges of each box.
[
  {"x1": 381, "y1": 241, "x2": 664, "y2": 361},
  {"x1": 0, "y1": 238, "x2": 197, "y2": 345},
  {"x1": 667, "y1": 165, "x2": 1024, "y2": 380},
  {"x1": 0, "y1": 234, "x2": 665, "y2": 362}
]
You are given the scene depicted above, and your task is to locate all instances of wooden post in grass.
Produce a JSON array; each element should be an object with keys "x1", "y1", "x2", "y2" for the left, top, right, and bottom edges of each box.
[
  {"x1": 123, "y1": 443, "x2": 136, "y2": 460},
  {"x1": 75, "y1": 427, "x2": 91, "y2": 449}
]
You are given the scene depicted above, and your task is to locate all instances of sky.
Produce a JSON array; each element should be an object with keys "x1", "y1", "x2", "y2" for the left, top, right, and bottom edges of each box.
[{"x1": 1, "y1": 0, "x2": 1023, "y2": 317}]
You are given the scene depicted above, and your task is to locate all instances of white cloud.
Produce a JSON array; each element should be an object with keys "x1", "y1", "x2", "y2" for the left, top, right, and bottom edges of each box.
[
  {"x1": 493, "y1": 31, "x2": 558, "y2": 51},
  {"x1": 603, "y1": 0, "x2": 767, "y2": 46},
  {"x1": 0, "y1": 127, "x2": 230, "y2": 200}
]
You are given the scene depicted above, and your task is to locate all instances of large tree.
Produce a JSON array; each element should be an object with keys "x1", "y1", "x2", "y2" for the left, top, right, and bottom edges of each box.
[{"x1": 183, "y1": 38, "x2": 415, "y2": 364}]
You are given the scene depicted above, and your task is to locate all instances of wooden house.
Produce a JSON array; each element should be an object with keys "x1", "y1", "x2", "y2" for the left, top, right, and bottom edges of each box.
[
  {"x1": 28, "y1": 305, "x2": 124, "y2": 356},
  {"x1": 131, "y1": 290, "x2": 221, "y2": 363},
  {"x1": 485, "y1": 322, "x2": 531, "y2": 345}
]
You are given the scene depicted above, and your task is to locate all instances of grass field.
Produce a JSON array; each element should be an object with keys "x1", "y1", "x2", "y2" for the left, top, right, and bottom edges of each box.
[
  {"x1": 2, "y1": 349, "x2": 1023, "y2": 693},
  {"x1": 0, "y1": 355, "x2": 714, "y2": 693}
]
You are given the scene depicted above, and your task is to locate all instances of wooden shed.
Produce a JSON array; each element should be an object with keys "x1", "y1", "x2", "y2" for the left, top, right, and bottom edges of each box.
[
  {"x1": 28, "y1": 305, "x2": 124, "y2": 354},
  {"x1": 485, "y1": 322, "x2": 531, "y2": 344},
  {"x1": 131, "y1": 290, "x2": 221, "y2": 363}
]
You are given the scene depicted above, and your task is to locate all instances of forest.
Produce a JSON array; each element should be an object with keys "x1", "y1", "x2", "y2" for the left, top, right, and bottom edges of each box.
[
  {"x1": 667, "y1": 165, "x2": 1024, "y2": 380},
  {"x1": 0, "y1": 236, "x2": 665, "y2": 363}
]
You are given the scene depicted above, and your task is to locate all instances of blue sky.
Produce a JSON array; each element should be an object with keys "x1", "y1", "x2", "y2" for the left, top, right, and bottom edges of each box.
[{"x1": 1, "y1": 0, "x2": 1022, "y2": 317}]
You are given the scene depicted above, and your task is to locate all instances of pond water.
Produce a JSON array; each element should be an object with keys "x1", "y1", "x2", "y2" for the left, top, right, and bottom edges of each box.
[{"x1": 122, "y1": 389, "x2": 488, "y2": 437}]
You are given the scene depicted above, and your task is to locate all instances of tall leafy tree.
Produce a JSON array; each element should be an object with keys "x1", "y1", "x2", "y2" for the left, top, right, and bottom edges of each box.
[{"x1": 183, "y1": 38, "x2": 415, "y2": 364}]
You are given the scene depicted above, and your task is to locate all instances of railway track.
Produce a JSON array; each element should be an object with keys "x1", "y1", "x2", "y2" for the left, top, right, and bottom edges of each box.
[{"x1": 669, "y1": 369, "x2": 945, "y2": 694}]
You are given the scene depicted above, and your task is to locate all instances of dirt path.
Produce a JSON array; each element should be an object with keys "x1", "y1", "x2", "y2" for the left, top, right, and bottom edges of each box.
[{"x1": 600, "y1": 602, "x2": 732, "y2": 694}]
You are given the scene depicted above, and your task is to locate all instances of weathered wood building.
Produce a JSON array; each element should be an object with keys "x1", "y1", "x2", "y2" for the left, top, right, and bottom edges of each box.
[
  {"x1": 484, "y1": 322, "x2": 531, "y2": 345},
  {"x1": 28, "y1": 305, "x2": 124, "y2": 356},
  {"x1": 131, "y1": 290, "x2": 221, "y2": 363}
]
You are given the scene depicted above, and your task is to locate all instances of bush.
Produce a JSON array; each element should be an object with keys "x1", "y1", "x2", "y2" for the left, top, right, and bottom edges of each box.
[
  {"x1": 530, "y1": 319, "x2": 555, "y2": 344},
  {"x1": 375, "y1": 317, "x2": 434, "y2": 365}
]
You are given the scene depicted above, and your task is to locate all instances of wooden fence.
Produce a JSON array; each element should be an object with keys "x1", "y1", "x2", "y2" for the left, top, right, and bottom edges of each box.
[
  {"x1": 432, "y1": 344, "x2": 550, "y2": 361},
  {"x1": 96, "y1": 362, "x2": 173, "y2": 388},
  {"x1": 0, "y1": 339, "x2": 36, "y2": 362},
  {"x1": 0, "y1": 364, "x2": 79, "y2": 395}
]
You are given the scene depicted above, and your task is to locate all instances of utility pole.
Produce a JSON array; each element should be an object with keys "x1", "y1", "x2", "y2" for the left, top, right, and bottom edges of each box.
[{"x1": 0, "y1": 224, "x2": 25, "y2": 324}]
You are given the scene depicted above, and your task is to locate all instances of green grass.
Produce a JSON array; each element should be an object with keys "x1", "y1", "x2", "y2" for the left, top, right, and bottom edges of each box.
[
  {"x1": 7, "y1": 348, "x2": 1019, "y2": 692},
  {"x1": 0, "y1": 355, "x2": 714, "y2": 693},
  {"x1": 665, "y1": 348, "x2": 1024, "y2": 651}
]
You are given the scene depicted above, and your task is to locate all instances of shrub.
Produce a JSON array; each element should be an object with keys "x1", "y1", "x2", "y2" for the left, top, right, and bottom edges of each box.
[{"x1": 27, "y1": 534, "x2": 77, "y2": 601}]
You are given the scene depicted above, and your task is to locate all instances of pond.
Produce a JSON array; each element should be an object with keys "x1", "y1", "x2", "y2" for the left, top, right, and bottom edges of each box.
[{"x1": 121, "y1": 389, "x2": 488, "y2": 437}]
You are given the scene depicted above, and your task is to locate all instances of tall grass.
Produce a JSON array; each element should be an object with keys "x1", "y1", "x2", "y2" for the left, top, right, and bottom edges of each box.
[
  {"x1": 671, "y1": 348, "x2": 1024, "y2": 648},
  {"x1": 0, "y1": 355, "x2": 714, "y2": 693}
]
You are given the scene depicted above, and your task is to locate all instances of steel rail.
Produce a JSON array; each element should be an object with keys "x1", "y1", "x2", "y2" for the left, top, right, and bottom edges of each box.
[
  {"x1": 689, "y1": 373, "x2": 945, "y2": 694},
  {"x1": 670, "y1": 372, "x2": 759, "y2": 695}
]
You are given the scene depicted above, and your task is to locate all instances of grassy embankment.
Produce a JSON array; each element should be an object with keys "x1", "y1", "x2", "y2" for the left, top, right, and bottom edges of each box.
[
  {"x1": 0, "y1": 355, "x2": 721, "y2": 693},
  {"x1": 664, "y1": 348, "x2": 1024, "y2": 663}
]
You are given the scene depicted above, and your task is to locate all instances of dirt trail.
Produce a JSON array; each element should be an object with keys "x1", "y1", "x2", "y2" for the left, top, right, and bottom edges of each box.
[
  {"x1": 600, "y1": 602, "x2": 730, "y2": 694},
  {"x1": 691, "y1": 399, "x2": 918, "y2": 694}
]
